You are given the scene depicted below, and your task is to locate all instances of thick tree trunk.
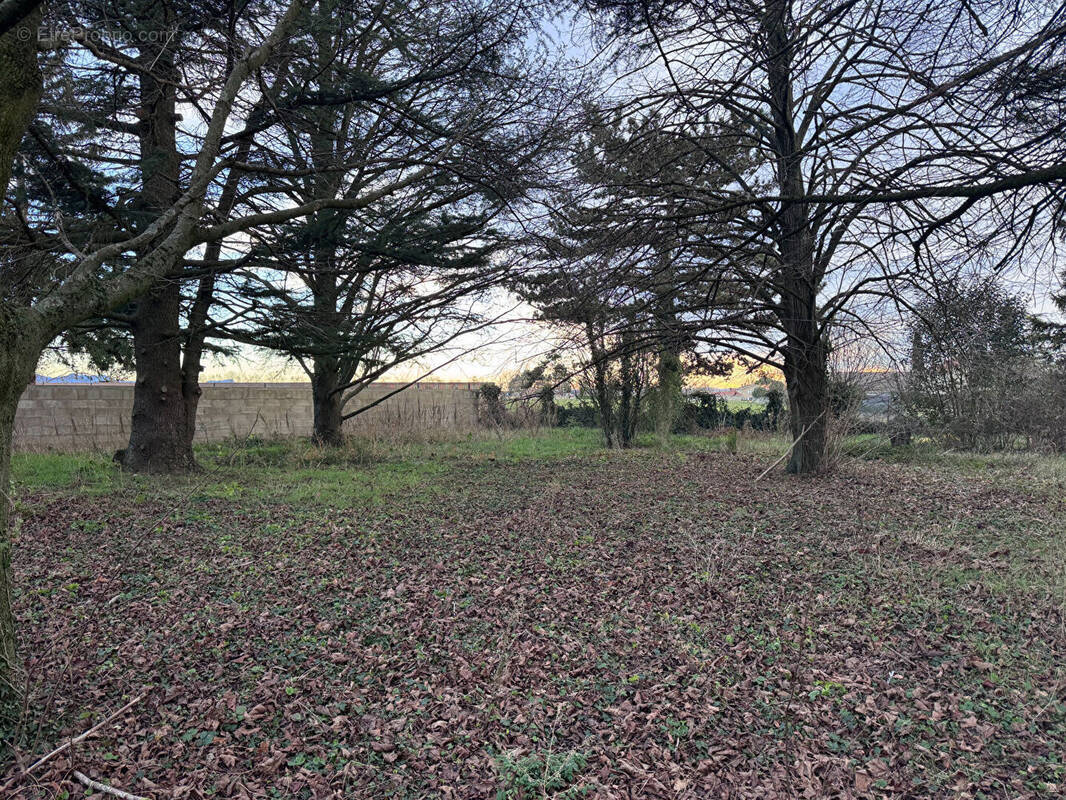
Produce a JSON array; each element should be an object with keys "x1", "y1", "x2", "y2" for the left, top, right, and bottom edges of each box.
[
  {"x1": 122, "y1": 12, "x2": 193, "y2": 472},
  {"x1": 122, "y1": 280, "x2": 197, "y2": 472},
  {"x1": 654, "y1": 344, "x2": 682, "y2": 441},
  {"x1": 783, "y1": 337, "x2": 828, "y2": 474},
  {"x1": 0, "y1": 7, "x2": 41, "y2": 194},
  {"x1": 0, "y1": 314, "x2": 40, "y2": 734},
  {"x1": 311, "y1": 362, "x2": 345, "y2": 446}
]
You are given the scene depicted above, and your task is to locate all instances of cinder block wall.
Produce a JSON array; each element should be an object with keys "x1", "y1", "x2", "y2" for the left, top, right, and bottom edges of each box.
[{"x1": 13, "y1": 382, "x2": 481, "y2": 452}]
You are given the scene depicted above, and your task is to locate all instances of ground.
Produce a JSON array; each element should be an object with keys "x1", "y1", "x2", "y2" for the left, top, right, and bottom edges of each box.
[{"x1": 3, "y1": 429, "x2": 1065, "y2": 798}]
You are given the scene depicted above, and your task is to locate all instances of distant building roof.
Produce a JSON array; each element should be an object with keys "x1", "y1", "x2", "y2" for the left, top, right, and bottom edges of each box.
[{"x1": 34, "y1": 373, "x2": 113, "y2": 384}]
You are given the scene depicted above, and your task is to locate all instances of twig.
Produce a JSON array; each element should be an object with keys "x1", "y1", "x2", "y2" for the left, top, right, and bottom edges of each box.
[
  {"x1": 73, "y1": 770, "x2": 150, "y2": 800},
  {"x1": 23, "y1": 694, "x2": 143, "y2": 775},
  {"x1": 754, "y1": 411, "x2": 827, "y2": 483}
]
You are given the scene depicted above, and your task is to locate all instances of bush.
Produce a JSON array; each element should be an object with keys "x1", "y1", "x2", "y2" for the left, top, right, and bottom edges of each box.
[
  {"x1": 557, "y1": 402, "x2": 600, "y2": 429},
  {"x1": 676, "y1": 392, "x2": 728, "y2": 431},
  {"x1": 537, "y1": 385, "x2": 557, "y2": 425},
  {"x1": 827, "y1": 376, "x2": 863, "y2": 418},
  {"x1": 765, "y1": 388, "x2": 784, "y2": 430},
  {"x1": 477, "y1": 382, "x2": 505, "y2": 425},
  {"x1": 552, "y1": 390, "x2": 786, "y2": 435},
  {"x1": 902, "y1": 278, "x2": 1066, "y2": 451},
  {"x1": 674, "y1": 392, "x2": 780, "y2": 433}
]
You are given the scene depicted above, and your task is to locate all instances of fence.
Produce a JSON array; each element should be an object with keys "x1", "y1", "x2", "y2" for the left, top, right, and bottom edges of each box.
[{"x1": 13, "y1": 381, "x2": 481, "y2": 452}]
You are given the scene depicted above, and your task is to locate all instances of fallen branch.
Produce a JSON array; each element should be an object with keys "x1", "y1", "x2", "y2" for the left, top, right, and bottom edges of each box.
[
  {"x1": 754, "y1": 411, "x2": 827, "y2": 483},
  {"x1": 73, "y1": 770, "x2": 150, "y2": 800},
  {"x1": 23, "y1": 694, "x2": 144, "y2": 775}
]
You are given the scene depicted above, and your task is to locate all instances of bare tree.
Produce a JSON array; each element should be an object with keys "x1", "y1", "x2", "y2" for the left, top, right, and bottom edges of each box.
[{"x1": 586, "y1": 0, "x2": 1066, "y2": 472}]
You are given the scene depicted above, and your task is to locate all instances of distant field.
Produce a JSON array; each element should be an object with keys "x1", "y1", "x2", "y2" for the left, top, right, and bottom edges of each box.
[{"x1": 6, "y1": 429, "x2": 1065, "y2": 797}]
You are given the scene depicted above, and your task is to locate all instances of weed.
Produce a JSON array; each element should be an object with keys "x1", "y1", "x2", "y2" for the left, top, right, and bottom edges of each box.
[{"x1": 494, "y1": 749, "x2": 589, "y2": 799}]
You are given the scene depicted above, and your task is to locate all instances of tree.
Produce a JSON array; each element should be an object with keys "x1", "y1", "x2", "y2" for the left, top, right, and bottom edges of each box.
[
  {"x1": 11, "y1": 1, "x2": 276, "y2": 471},
  {"x1": 519, "y1": 107, "x2": 758, "y2": 445},
  {"x1": 517, "y1": 226, "x2": 648, "y2": 447},
  {"x1": 904, "y1": 278, "x2": 1035, "y2": 449},
  {"x1": 225, "y1": 0, "x2": 569, "y2": 445},
  {"x1": 586, "y1": 0, "x2": 1066, "y2": 472},
  {"x1": 0, "y1": 0, "x2": 461, "y2": 732},
  {"x1": 0, "y1": 1, "x2": 41, "y2": 37},
  {"x1": 0, "y1": 5, "x2": 40, "y2": 195}
]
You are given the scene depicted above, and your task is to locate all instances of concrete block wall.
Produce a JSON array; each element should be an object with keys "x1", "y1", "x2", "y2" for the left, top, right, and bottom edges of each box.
[{"x1": 12, "y1": 381, "x2": 481, "y2": 452}]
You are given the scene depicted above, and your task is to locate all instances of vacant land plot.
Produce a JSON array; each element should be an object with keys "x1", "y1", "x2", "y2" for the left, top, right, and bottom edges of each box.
[{"x1": 4, "y1": 431, "x2": 1065, "y2": 798}]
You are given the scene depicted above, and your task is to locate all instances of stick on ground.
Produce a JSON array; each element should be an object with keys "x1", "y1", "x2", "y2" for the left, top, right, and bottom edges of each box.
[
  {"x1": 73, "y1": 770, "x2": 150, "y2": 800},
  {"x1": 23, "y1": 694, "x2": 144, "y2": 774}
]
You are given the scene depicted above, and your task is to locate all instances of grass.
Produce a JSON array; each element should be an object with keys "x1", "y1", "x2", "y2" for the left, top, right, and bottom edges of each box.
[
  {"x1": 10, "y1": 427, "x2": 777, "y2": 501},
  {"x1": 5, "y1": 427, "x2": 1066, "y2": 798},
  {"x1": 10, "y1": 451, "x2": 115, "y2": 490}
]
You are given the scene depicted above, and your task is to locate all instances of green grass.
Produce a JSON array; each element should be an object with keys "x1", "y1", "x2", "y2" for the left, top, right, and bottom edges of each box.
[
  {"x1": 13, "y1": 426, "x2": 1065, "y2": 516},
  {"x1": 10, "y1": 428, "x2": 610, "y2": 507},
  {"x1": 10, "y1": 451, "x2": 115, "y2": 490},
  {"x1": 725, "y1": 398, "x2": 765, "y2": 412},
  {"x1": 5, "y1": 427, "x2": 838, "y2": 496}
]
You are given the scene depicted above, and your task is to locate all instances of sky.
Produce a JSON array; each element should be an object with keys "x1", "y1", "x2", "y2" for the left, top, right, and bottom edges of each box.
[{"x1": 34, "y1": 4, "x2": 1064, "y2": 387}]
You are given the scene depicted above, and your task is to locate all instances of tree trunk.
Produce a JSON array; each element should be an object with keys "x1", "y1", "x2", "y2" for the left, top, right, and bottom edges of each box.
[
  {"x1": 122, "y1": 280, "x2": 198, "y2": 472},
  {"x1": 653, "y1": 344, "x2": 682, "y2": 442},
  {"x1": 764, "y1": 0, "x2": 828, "y2": 474},
  {"x1": 783, "y1": 337, "x2": 828, "y2": 474},
  {"x1": 0, "y1": 313, "x2": 41, "y2": 734},
  {"x1": 175, "y1": 132, "x2": 253, "y2": 455},
  {"x1": 311, "y1": 362, "x2": 345, "y2": 446},
  {"x1": 122, "y1": 11, "x2": 192, "y2": 472},
  {"x1": 586, "y1": 323, "x2": 615, "y2": 448},
  {"x1": 0, "y1": 6, "x2": 41, "y2": 195},
  {"x1": 618, "y1": 328, "x2": 636, "y2": 448},
  {"x1": 178, "y1": 273, "x2": 215, "y2": 453}
]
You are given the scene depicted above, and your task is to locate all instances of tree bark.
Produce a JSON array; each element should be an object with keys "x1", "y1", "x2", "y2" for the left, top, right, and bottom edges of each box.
[
  {"x1": 0, "y1": 311, "x2": 41, "y2": 733},
  {"x1": 618, "y1": 328, "x2": 637, "y2": 448},
  {"x1": 179, "y1": 275, "x2": 212, "y2": 453},
  {"x1": 311, "y1": 361, "x2": 345, "y2": 446},
  {"x1": 653, "y1": 340, "x2": 682, "y2": 442},
  {"x1": 783, "y1": 336, "x2": 828, "y2": 474},
  {"x1": 122, "y1": 279, "x2": 197, "y2": 472},
  {"x1": 0, "y1": 6, "x2": 40, "y2": 195},
  {"x1": 586, "y1": 322, "x2": 616, "y2": 448}
]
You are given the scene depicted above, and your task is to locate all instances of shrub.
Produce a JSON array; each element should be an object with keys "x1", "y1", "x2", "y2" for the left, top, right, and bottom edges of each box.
[
  {"x1": 537, "y1": 385, "x2": 558, "y2": 426},
  {"x1": 765, "y1": 388, "x2": 784, "y2": 431},
  {"x1": 675, "y1": 392, "x2": 728, "y2": 431},
  {"x1": 827, "y1": 376, "x2": 863, "y2": 418},
  {"x1": 557, "y1": 402, "x2": 600, "y2": 428},
  {"x1": 477, "y1": 382, "x2": 505, "y2": 425},
  {"x1": 901, "y1": 277, "x2": 1066, "y2": 451},
  {"x1": 675, "y1": 392, "x2": 780, "y2": 433}
]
